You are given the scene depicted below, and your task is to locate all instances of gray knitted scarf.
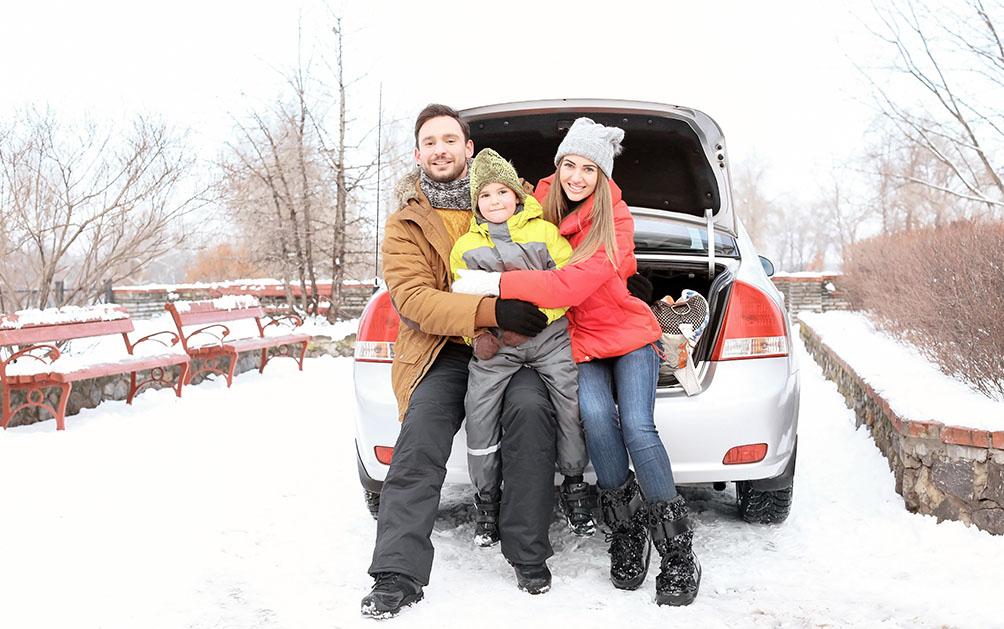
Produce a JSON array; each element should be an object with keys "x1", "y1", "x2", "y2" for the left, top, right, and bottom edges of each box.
[{"x1": 419, "y1": 162, "x2": 472, "y2": 210}]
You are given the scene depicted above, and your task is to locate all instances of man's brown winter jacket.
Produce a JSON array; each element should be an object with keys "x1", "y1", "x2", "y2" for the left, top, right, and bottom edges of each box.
[{"x1": 382, "y1": 172, "x2": 496, "y2": 421}]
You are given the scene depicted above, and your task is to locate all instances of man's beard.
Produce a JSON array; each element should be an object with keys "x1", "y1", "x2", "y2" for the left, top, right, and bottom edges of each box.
[{"x1": 423, "y1": 160, "x2": 466, "y2": 183}]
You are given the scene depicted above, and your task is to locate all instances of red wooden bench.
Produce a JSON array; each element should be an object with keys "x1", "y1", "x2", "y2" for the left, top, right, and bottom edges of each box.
[
  {"x1": 0, "y1": 305, "x2": 190, "y2": 431},
  {"x1": 165, "y1": 295, "x2": 309, "y2": 387}
]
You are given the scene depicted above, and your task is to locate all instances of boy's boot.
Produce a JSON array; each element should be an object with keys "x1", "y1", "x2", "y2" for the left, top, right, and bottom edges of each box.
[
  {"x1": 646, "y1": 495, "x2": 701, "y2": 606},
  {"x1": 473, "y1": 491, "x2": 501, "y2": 547},
  {"x1": 510, "y1": 561, "x2": 552, "y2": 595},
  {"x1": 360, "y1": 572, "x2": 424, "y2": 619},
  {"x1": 559, "y1": 479, "x2": 597, "y2": 537},
  {"x1": 597, "y1": 471, "x2": 650, "y2": 590}
]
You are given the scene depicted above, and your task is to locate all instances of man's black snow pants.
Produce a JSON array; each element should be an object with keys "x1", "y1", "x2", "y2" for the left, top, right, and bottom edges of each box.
[{"x1": 368, "y1": 342, "x2": 557, "y2": 586}]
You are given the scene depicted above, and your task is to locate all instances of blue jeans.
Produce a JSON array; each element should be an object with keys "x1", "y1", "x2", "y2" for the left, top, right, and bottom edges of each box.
[{"x1": 577, "y1": 343, "x2": 678, "y2": 501}]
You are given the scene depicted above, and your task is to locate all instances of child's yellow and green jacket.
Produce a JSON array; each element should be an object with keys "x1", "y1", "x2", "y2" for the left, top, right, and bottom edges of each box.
[{"x1": 449, "y1": 195, "x2": 573, "y2": 329}]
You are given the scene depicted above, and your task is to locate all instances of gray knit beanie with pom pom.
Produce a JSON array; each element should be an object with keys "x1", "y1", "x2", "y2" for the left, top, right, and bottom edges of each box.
[{"x1": 553, "y1": 117, "x2": 625, "y2": 179}]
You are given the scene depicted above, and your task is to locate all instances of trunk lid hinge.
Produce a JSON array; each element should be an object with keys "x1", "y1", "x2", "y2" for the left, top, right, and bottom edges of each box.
[{"x1": 705, "y1": 208, "x2": 716, "y2": 279}]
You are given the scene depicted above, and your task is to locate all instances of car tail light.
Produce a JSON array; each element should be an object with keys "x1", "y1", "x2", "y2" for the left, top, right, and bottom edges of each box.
[
  {"x1": 723, "y1": 443, "x2": 768, "y2": 465},
  {"x1": 374, "y1": 446, "x2": 394, "y2": 465},
  {"x1": 711, "y1": 281, "x2": 788, "y2": 360},
  {"x1": 354, "y1": 291, "x2": 399, "y2": 363}
]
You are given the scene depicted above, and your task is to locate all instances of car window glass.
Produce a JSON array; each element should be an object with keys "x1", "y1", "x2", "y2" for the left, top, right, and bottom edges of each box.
[{"x1": 634, "y1": 217, "x2": 738, "y2": 256}]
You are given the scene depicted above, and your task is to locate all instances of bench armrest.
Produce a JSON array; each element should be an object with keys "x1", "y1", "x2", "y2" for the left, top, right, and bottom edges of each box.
[
  {"x1": 0, "y1": 344, "x2": 62, "y2": 378},
  {"x1": 261, "y1": 313, "x2": 304, "y2": 332},
  {"x1": 185, "y1": 324, "x2": 231, "y2": 347},
  {"x1": 124, "y1": 330, "x2": 181, "y2": 354}
]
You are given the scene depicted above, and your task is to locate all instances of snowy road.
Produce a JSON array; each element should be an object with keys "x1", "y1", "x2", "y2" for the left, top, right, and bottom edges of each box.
[{"x1": 0, "y1": 330, "x2": 1000, "y2": 628}]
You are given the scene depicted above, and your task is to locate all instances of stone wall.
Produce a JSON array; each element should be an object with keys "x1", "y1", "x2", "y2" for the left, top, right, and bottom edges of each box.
[
  {"x1": 800, "y1": 321, "x2": 1004, "y2": 535},
  {"x1": 3, "y1": 334, "x2": 354, "y2": 428},
  {"x1": 771, "y1": 273, "x2": 850, "y2": 314}
]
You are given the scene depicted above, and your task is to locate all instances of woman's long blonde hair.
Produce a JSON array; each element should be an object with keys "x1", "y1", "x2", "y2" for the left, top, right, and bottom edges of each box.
[{"x1": 542, "y1": 164, "x2": 619, "y2": 269}]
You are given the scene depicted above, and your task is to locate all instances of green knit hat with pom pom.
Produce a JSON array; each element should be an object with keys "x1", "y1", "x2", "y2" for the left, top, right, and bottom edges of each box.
[{"x1": 469, "y1": 148, "x2": 526, "y2": 212}]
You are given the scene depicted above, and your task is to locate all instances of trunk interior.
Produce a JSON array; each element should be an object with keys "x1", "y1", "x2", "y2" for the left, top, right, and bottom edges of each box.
[{"x1": 642, "y1": 259, "x2": 735, "y2": 388}]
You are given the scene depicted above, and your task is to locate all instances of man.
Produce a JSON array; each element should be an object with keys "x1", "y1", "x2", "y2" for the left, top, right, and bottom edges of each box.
[{"x1": 361, "y1": 104, "x2": 559, "y2": 619}]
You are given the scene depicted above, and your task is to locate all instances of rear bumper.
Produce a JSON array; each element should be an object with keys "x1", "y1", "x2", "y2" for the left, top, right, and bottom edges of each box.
[
  {"x1": 652, "y1": 356, "x2": 800, "y2": 484},
  {"x1": 353, "y1": 355, "x2": 799, "y2": 490}
]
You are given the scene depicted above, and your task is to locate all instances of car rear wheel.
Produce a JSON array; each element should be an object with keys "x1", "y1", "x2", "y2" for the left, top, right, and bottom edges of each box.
[
  {"x1": 736, "y1": 480, "x2": 793, "y2": 523},
  {"x1": 364, "y1": 490, "x2": 381, "y2": 520}
]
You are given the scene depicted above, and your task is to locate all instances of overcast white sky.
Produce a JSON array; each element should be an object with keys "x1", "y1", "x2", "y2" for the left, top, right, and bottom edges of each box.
[{"x1": 1, "y1": 0, "x2": 886, "y2": 202}]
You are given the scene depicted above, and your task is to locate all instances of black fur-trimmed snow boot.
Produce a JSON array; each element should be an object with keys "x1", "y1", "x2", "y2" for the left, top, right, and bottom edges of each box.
[
  {"x1": 646, "y1": 495, "x2": 701, "y2": 606},
  {"x1": 360, "y1": 572, "x2": 424, "y2": 619},
  {"x1": 473, "y1": 491, "x2": 500, "y2": 547},
  {"x1": 560, "y1": 478, "x2": 597, "y2": 537},
  {"x1": 597, "y1": 471, "x2": 651, "y2": 590}
]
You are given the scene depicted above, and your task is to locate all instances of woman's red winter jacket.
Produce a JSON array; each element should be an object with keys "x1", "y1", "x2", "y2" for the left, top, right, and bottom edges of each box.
[{"x1": 498, "y1": 174, "x2": 661, "y2": 363}]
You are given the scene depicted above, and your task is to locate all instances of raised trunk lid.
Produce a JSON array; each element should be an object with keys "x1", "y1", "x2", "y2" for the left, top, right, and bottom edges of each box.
[{"x1": 460, "y1": 99, "x2": 736, "y2": 236}]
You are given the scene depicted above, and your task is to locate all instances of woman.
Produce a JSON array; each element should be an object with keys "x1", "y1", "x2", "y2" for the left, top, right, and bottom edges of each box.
[{"x1": 452, "y1": 117, "x2": 701, "y2": 606}]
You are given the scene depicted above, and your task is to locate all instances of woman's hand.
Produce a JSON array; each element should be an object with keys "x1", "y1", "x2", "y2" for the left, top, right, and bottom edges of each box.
[{"x1": 452, "y1": 269, "x2": 502, "y2": 296}]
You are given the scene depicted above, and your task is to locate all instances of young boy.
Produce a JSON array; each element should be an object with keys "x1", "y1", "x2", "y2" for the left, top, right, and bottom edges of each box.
[{"x1": 450, "y1": 148, "x2": 594, "y2": 547}]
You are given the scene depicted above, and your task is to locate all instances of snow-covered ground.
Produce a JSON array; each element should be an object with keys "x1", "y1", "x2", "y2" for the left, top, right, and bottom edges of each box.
[{"x1": 0, "y1": 313, "x2": 1001, "y2": 628}]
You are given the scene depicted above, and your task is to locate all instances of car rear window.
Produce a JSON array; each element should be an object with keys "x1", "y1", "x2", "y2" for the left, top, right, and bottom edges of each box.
[{"x1": 633, "y1": 216, "x2": 739, "y2": 256}]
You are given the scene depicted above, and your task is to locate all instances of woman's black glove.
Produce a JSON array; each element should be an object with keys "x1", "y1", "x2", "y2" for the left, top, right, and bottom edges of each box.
[
  {"x1": 626, "y1": 273, "x2": 654, "y2": 304},
  {"x1": 495, "y1": 299, "x2": 548, "y2": 337}
]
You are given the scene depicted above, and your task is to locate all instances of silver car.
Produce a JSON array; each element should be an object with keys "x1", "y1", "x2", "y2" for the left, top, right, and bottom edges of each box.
[{"x1": 353, "y1": 99, "x2": 799, "y2": 524}]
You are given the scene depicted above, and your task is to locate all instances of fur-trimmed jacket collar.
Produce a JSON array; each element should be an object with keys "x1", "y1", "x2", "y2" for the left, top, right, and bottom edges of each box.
[{"x1": 395, "y1": 169, "x2": 421, "y2": 209}]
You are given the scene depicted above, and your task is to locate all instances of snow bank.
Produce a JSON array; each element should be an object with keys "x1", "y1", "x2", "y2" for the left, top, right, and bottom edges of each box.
[{"x1": 799, "y1": 310, "x2": 1003, "y2": 431}]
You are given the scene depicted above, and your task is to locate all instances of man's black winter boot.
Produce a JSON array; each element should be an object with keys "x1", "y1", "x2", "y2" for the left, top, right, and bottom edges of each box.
[
  {"x1": 560, "y1": 479, "x2": 597, "y2": 537},
  {"x1": 647, "y1": 495, "x2": 701, "y2": 606},
  {"x1": 597, "y1": 471, "x2": 651, "y2": 590},
  {"x1": 360, "y1": 572, "x2": 424, "y2": 619},
  {"x1": 473, "y1": 491, "x2": 501, "y2": 547},
  {"x1": 511, "y1": 562, "x2": 552, "y2": 595}
]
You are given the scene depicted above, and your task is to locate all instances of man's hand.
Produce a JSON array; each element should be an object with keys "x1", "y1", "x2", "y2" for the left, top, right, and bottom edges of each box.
[
  {"x1": 452, "y1": 268, "x2": 502, "y2": 296},
  {"x1": 495, "y1": 299, "x2": 547, "y2": 337}
]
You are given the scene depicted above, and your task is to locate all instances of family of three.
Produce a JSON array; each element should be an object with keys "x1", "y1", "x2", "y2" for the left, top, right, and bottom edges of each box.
[{"x1": 361, "y1": 104, "x2": 702, "y2": 619}]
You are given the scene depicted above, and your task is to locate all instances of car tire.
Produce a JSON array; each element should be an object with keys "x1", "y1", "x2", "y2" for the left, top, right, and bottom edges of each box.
[
  {"x1": 736, "y1": 479, "x2": 793, "y2": 524},
  {"x1": 364, "y1": 490, "x2": 381, "y2": 520}
]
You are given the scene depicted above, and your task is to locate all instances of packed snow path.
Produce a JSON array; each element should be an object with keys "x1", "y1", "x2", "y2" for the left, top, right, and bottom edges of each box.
[{"x1": 0, "y1": 330, "x2": 999, "y2": 628}]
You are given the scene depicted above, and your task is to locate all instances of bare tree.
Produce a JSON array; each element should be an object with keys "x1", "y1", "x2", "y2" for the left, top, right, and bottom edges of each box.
[
  {"x1": 731, "y1": 160, "x2": 777, "y2": 254},
  {"x1": 0, "y1": 108, "x2": 203, "y2": 311},
  {"x1": 858, "y1": 116, "x2": 988, "y2": 234},
  {"x1": 772, "y1": 201, "x2": 827, "y2": 272},
  {"x1": 217, "y1": 14, "x2": 405, "y2": 319},
  {"x1": 863, "y1": 0, "x2": 1004, "y2": 214},
  {"x1": 814, "y1": 171, "x2": 875, "y2": 263},
  {"x1": 218, "y1": 106, "x2": 313, "y2": 311},
  {"x1": 326, "y1": 17, "x2": 350, "y2": 321},
  {"x1": 311, "y1": 16, "x2": 411, "y2": 319},
  {"x1": 730, "y1": 160, "x2": 829, "y2": 271}
]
